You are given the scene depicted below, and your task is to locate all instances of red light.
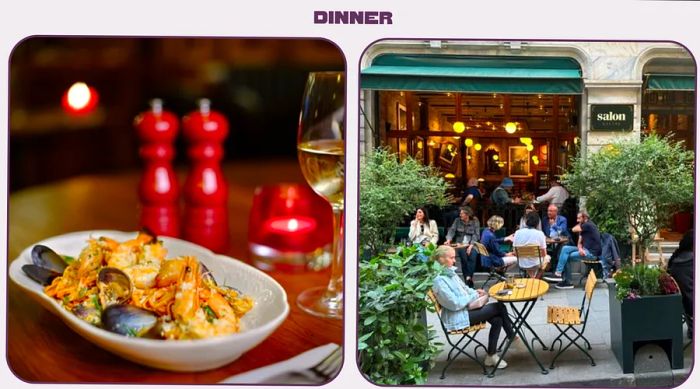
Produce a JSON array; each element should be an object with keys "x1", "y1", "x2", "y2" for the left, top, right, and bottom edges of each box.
[{"x1": 62, "y1": 82, "x2": 99, "y2": 114}]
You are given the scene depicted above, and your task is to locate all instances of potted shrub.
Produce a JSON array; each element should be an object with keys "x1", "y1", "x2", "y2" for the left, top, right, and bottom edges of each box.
[
  {"x1": 608, "y1": 265, "x2": 683, "y2": 373},
  {"x1": 358, "y1": 244, "x2": 443, "y2": 384},
  {"x1": 360, "y1": 148, "x2": 450, "y2": 257},
  {"x1": 565, "y1": 134, "x2": 694, "y2": 263}
]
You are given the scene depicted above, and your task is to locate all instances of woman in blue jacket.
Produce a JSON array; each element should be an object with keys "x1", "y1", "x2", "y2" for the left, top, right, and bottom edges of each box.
[
  {"x1": 432, "y1": 245, "x2": 521, "y2": 369},
  {"x1": 480, "y1": 215, "x2": 517, "y2": 270}
]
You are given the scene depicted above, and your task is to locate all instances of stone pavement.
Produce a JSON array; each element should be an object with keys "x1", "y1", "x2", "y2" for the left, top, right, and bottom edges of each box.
[{"x1": 427, "y1": 277, "x2": 694, "y2": 387}]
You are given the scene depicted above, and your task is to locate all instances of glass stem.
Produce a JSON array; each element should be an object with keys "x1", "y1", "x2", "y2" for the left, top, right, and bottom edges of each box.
[{"x1": 325, "y1": 207, "x2": 344, "y2": 300}]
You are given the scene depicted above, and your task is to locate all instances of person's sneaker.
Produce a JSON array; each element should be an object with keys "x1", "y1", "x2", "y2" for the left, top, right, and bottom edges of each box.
[
  {"x1": 543, "y1": 274, "x2": 563, "y2": 282},
  {"x1": 484, "y1": 354, "x2": 508, "y2": 369},
  {"x1": 554, "y1": 280, "x2": 574, "y2": 290}
]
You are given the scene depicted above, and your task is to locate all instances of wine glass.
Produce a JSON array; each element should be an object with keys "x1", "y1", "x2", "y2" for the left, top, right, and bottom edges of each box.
[{"x1": 296, "y1": 71, "x2": 345, "y2": 319}]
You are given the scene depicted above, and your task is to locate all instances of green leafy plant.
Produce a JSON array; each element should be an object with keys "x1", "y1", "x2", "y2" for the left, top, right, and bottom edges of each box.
[
  {"x1": 612, "y1": 264, "x2": 679, "y2": 301},
  {"x1": 358, "y1": 244, "x2": 444, "y2": 385},
  {"x1": 360, "y1": 148, "x2": 450, "y2": 256},
  {"x1": 564, "y1": 134, "x2": 694, "y2": 257}
]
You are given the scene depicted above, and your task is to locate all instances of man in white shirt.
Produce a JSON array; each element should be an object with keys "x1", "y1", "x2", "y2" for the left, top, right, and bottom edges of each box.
[
  {"x1": 535, "y1": 179, "x2": 569, "y2": 208},
  {"x1": 512, "y1": 212, "x2": 550, "y2": 278}
]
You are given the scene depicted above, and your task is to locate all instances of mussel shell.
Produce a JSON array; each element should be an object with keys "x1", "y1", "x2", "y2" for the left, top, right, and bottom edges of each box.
[
  {"x1": 72, "y1": 303, "x2": 102, "y2": 326},
  {"x1": 22, "y1": 264, "x2": 61, "y2": 286},
  {"x1": 101, "y1": 305, "x2": 159, "y2": 338},
  {"x1": 31, "y1": 245, "x2": 68, "y2": 274},
  {"x1": 97, "y1": 267, "x2": 132, "y2": 307}
]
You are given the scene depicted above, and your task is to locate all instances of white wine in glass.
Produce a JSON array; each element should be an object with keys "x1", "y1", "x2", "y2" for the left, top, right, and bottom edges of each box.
[{"x1": 296, "y1": 71, "x2": 345, "y2": 319}]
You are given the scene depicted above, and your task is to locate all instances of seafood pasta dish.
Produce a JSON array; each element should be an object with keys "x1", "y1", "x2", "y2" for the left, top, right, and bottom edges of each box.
[{"x1": 22, "y1": 231, "x2": 254, "y2": 340}]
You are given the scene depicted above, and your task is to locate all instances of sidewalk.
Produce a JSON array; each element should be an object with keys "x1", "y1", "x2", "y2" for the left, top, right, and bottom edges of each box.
[{"x1": 427, "y1": 278, "x2": 694, "y2": 387}]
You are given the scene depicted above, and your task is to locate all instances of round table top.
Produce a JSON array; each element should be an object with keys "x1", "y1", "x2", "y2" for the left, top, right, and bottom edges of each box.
[{"x1": 488, "y1": 278, "x2": 550, "y2": 302}]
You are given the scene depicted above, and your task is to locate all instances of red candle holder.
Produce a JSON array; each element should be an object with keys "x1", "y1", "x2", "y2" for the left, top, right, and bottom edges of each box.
[{"x1": 248, "y1": 183, "x2": 333, "y2": 272}]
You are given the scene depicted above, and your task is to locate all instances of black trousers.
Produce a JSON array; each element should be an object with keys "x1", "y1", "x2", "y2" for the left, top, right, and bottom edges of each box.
[
  {"x1": 457, "y1": 246, "x2": 478, "y2": 279},
  {"x1": 669, "y1": 260, "x2": 694, "y2": 334},
  {"x1": 468, "y1": 302, "x2": 515, "y2": 355}
]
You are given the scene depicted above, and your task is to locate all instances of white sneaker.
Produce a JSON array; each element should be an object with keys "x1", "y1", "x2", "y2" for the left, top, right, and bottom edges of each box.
[{"x1": 484, "y1": 354, "x2": 508, "y2": 369}]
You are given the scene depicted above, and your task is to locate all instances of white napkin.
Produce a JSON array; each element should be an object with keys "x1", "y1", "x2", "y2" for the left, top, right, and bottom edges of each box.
[{"x1": 220, "y1": 343, "x2": 341, "y2": 384}]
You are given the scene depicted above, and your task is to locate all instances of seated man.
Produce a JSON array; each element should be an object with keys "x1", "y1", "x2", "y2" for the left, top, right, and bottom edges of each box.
[
  {"x1": 542, "y1": 204, "x2": 569, "y2": 241},
  {"x1": 513, "y1": 212, "x2": 551, "y2": 278},
  {"x1": 444, "y1": 206, "x2": 481, "y2": 287},
  {"x1": 544, "y1": 211, "x2": 602, "y2": 289}
]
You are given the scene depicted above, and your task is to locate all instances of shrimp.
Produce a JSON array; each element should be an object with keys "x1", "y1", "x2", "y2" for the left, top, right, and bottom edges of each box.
[{"x1": 171, "y1": 256, "x2": 200, "y2": 322}]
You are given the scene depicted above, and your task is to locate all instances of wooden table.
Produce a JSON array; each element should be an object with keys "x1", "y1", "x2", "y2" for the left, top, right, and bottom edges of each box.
[
  {"x1": 7, "y1": 159, "x2": 343, "y2": 384},
  {"x1": 488, "y1": 278, "x2": 550, "y2": 377}
]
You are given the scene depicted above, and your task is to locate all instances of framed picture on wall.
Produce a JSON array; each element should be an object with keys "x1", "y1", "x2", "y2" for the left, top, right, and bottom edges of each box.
[
  {"x1": 396, "y1": 103, "x2": 407, "y2": 130},
  {"x1": 508, "y1": 146, "x2": 530, "y2": 177},
  {"x1": 439, "y1": 142, "x2": 458, "y2": 170}
]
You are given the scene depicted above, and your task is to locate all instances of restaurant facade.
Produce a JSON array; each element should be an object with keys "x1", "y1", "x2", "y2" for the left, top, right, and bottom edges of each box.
[{"x1": 359, "y1": 40, "x2": 696, "y2": 199}]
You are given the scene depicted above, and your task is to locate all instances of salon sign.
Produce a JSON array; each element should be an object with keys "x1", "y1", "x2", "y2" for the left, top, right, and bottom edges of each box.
[{"x1": 590, "y1": 104, "x2": 634, "y2": 131}]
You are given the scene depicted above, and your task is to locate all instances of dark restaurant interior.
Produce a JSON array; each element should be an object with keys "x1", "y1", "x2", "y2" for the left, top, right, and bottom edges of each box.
[{"x1": 9, "y1": 37, "x2": 345, "y2": 191}]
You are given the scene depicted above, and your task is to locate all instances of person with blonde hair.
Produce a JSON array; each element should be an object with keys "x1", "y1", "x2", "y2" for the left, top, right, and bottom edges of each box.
[
  {"x1": 431, "y1": 245, "x2": 521, "y2": 369},
  {"x1": 480, "y1": 215, "x2": 517, "y2": 269}
]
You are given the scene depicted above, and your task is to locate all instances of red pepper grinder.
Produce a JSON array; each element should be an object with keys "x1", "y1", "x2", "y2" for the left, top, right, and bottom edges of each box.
[
  {"x1": 182, "y1": 98, "x2": 229, "y2": 253},
  {"x1": 134, "y1": 98, "x2": 180, "y2": 237}
]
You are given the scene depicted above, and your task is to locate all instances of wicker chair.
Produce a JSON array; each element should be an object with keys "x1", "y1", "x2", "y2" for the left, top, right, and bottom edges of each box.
[
  {"x1": 514, "y1": 244, "x2": 547, "y2": 279},
  {"x1": 475, "y1": 242, "x2": 508, "y2": 288},
  {"x1": 427, "y1": 290, "x2": 488, "y2": 378},
  {"x1": 547, "y1": 269, "x2": 598, "y2": 368}
]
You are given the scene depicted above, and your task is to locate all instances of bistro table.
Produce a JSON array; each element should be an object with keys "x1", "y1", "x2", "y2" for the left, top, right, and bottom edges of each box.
[
  {"x1": 6, "y1": 159, "x2": 343, "y2": 384},
  {"x1": 488, "y1": 278, "x2": 550, "y2": 377}
]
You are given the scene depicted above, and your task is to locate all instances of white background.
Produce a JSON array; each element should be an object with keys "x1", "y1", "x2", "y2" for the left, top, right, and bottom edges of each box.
[{"x1": 1, "y1": 1, "x2": 699, "y2": 388}]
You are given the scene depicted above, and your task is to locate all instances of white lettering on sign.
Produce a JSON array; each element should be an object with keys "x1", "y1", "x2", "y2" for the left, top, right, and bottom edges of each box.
[{"x1": 597, "y1": 112, "x2": 627, "y2": 121}]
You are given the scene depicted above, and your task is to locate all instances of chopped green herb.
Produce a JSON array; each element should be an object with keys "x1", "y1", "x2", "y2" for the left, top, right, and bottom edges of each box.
[
  {"x1": 126, "y1": 327, "x2": 139, "y2": 337},
  {"x1": 203, "y1": 305, "x2": 217, "y2": 323},
  {"x1": 78, "y1": 287, "x2": 87, "y2": 298},
  {"x1": 61, "y1": 255, "x2": 75, "y2": 264},
  {"x1": 62, "y1": 296, "x2": 71, "y2": 305},
  {"x1": 91, "y1": 294, "x2": 102, "y2": 313}
]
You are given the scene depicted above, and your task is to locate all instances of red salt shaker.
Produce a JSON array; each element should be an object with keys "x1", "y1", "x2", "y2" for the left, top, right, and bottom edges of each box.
[
  {"x1": 182, "y1": 98, "x2": 229, "y2": 253},
  {"x1": 134, "y1": 99, "x2": 180, "y2": 237}
]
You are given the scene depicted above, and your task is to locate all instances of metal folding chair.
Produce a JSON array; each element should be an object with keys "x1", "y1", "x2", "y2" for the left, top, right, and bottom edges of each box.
[
  {"x1": 514, "y1": 244, "x2": 546, "y2": 279},
  {"x1": 427, "y1": 290, "x2": 489, "y2": 378},
  {"x1": 475, "y1": 242, "x2": 508, "y2": 289},
  {"x1": 577, "y1": 257, "x2": 608, "y2": 286},
  {"x1": 547, "y1": 269, "x2": 598, "y2": 368}
]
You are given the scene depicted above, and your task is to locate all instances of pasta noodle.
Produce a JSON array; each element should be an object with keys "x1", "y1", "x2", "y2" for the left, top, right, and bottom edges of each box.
[{"x1": 42, "y1": 232, "x2": 254, "y2": 339}]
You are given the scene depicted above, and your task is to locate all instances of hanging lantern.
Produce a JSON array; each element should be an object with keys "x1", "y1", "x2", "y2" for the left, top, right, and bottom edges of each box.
[
  {"x1": 526, "y1": 144, "x2": 534, "y2": 152},
  {"x1": 519, "y1": 137, "x2": 532, "y2": 145},
  {"x1": 474, "y1": 143, "x2": 482, "y2": 151},
  {"x1": 492, "y1": 154, "x2": 499, "y2": 161},
  {"x1": 453, "y1": 121, "x2": 465, "y2": 133},
  {"x1": 464, "y1": 138, "x2": 474, "y2": 147},
  {"x1": 505, "y1": 122, "x2": 517, "y2": 134}
]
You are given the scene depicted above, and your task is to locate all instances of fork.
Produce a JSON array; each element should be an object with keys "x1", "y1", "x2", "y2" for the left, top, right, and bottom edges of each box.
[
  {"x1": 304, "y1": 345, "x2": 343, "y2": 381},
  {"x1": 220, "y1": 344, "x2": 341, "y2": 384}
]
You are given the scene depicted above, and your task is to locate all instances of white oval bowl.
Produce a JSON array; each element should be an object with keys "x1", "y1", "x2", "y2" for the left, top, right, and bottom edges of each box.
[{"x1": 9, "y1": 230, "x2": 290, "y2": 372}]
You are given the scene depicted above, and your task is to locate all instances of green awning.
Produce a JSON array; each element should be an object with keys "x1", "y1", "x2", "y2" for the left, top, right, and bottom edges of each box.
[
  {"x1": 646, "y1": 74, "x2": 695, "y2": 91},
  {"x1": 361, "y1": 55, "x2": 583, "y2": 94}
]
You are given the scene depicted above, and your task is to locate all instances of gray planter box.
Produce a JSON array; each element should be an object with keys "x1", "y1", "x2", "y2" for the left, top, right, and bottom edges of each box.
[{"x1": 608, "y1": 283, "x2": 684, "y2": 373}]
